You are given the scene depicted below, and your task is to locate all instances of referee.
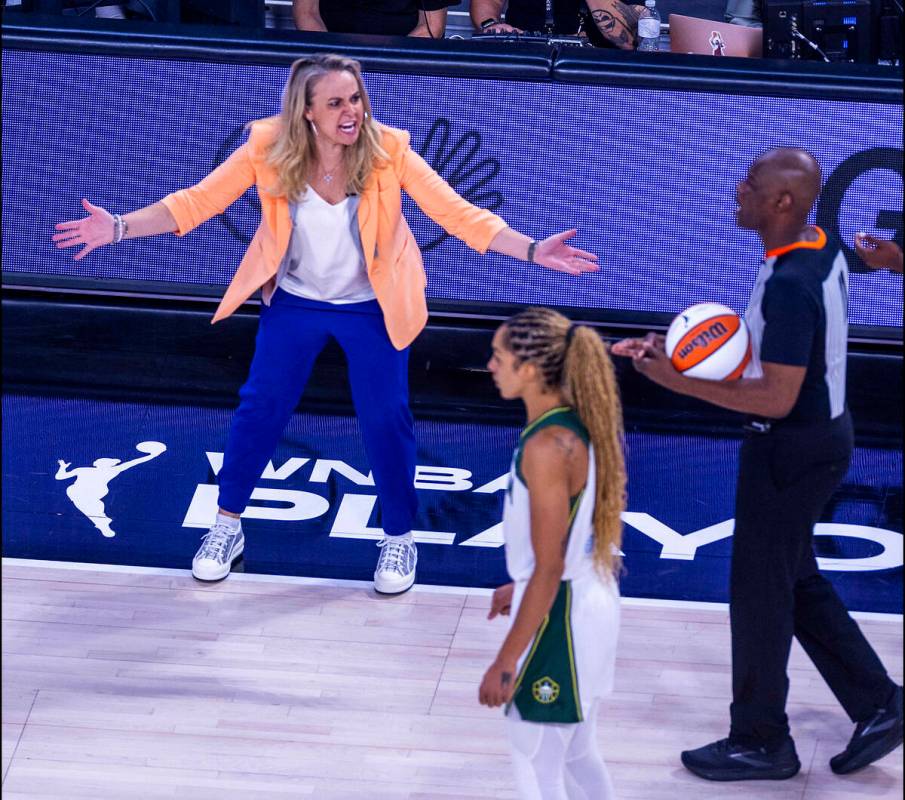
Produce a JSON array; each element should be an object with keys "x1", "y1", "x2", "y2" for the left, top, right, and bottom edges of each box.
[{"x1": 612, "y1": 148, "x2": 903, "y2": 781}]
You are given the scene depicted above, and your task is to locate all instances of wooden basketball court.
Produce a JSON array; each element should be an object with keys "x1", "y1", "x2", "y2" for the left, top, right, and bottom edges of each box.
[{"x1": 2, "y1": 560, "x2": 901, "y2": 799}]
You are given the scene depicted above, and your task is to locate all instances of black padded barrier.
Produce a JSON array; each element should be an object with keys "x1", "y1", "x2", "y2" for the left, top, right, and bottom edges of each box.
[
  {"x1": 3, "y1": 12, "x2": 903, "y2": 96},
  {"x1": 4, "y1": 289, "x2": 901, "y2": 442},
  {"x1": 0, "y1": 15, "x2": 554, "y2": 80},
  {"x1": 551, "y1": 46, "x2": 903, "y2": 103}
]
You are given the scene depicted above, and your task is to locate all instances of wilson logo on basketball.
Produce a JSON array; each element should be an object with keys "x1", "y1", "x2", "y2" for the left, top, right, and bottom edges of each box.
[
  {"x1": 674, "y1": 317, "x2": 737, "y2": 367},
  {"x1": 665, "y1": 303, "x2": 752, "y2": 381}
]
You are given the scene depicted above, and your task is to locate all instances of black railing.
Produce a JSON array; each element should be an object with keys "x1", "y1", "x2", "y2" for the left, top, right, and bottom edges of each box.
[{"x1": 3, "y1": 12, "x2": 902, "y2": 100}]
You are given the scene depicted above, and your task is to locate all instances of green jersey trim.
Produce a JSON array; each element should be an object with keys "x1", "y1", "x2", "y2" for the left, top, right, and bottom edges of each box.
[
  {"x1": 515, "y1": 407, "x2": 589, "y2": 485},
  {"x1": 507, "y1": 580, "x2": 584, "y2": 723}
]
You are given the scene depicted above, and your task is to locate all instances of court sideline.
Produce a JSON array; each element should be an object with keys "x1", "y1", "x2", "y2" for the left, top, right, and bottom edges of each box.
[{"x1": 2, "y1": 559, "x2": 901, "y2": 799}]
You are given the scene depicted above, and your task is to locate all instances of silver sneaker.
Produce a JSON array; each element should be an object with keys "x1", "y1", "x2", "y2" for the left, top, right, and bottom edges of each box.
[
  {"x1": 374, "y1": 535, "x2": 417, "y2": 594},
  {"x1": 192, "y1": 522, "x2": 244, "y2": 581}
]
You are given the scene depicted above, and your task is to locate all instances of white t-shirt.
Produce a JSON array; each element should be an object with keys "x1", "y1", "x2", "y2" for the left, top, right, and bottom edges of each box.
[{"x1": 276, "y1": 185, "x2": 376, "y2": 304}]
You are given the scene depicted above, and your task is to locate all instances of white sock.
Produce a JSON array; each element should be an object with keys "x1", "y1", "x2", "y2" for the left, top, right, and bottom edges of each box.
[
  {"x1": 385, "y1": 531, "x2": 413, "y2": 544},
  {"x1": 216, "y1": 512, "x2": 241, "y2": 531}
]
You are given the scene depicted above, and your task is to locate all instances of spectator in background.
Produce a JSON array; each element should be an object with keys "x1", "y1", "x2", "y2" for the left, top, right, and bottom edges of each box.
[
  {"x1": 93, "y1": 0, "x2": 163, "y2": 20},
  {"x1": 724, "y1": 0, "x2": 762, "y2": 27},
  {"x1": 855, "y1": 233, "x2": 904, "y2": 273},
  {"x1": 294, "y1": 0, "x2": 456, "y2": 37},
  {"x1": 471, "y1": 0, "x2": 646, "y2": 50}
]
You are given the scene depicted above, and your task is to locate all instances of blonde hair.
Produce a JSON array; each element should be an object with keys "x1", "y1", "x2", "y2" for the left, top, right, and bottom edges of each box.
[
  {"x1": 264, "y1": 54, "x2": 388, "y2": 200},
  {"x1": 502, "y1": 308, "x2": 627, "y2": 579}
]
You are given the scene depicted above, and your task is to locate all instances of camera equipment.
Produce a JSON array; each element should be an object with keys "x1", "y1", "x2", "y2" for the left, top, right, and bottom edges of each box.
[
  {"x1": 764, "y1": 0, "x2": 881, "y2": 62},
  {"x1": 876, "y1": 0, "x2": 902, "y2": 61},
  {"x1": 471, "y1": 31, "x2": 593, "y2": 47}
]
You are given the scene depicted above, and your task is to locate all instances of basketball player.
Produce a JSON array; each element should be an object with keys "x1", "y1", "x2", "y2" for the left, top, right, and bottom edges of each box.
[
  {"x1": 479, "y1": 307, "x2": 625, "y2": 799},
  {"x1": 613, "y1": 148, "x2": 903, "y2": 780}
]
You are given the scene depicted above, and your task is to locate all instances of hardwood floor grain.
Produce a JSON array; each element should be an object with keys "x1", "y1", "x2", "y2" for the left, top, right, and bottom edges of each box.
[{"x1": 2, "y1": 562, "x2": 901, "y2": 799}]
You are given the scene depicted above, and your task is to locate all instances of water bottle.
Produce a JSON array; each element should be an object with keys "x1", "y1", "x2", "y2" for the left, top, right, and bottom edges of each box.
[{"x1": 637, "y1": 0, "x2": 661, "y2": 52}]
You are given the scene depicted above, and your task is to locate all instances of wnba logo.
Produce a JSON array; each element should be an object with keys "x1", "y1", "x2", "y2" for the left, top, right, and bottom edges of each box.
[{"x1": 666, "y1": 303, "x2": 751, "y2": 381}]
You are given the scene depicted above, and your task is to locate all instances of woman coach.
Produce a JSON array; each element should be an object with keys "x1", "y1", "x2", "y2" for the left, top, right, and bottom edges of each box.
[{"x1": 53, "y1": 53, "x2": 599, "y2": 595}]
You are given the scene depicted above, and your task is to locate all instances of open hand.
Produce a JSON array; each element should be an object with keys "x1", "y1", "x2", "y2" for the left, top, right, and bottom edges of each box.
[
  {"x1": 488, "y1": 583, "x2": 514, "y2": 619},
  {"x1": 855, "y1": 233, "x2": 904, "y2": 273},
  {"x1": 52, "y1": 198, "x2": 114, "y2": 261},
  {"x1": 533, "y1": 229, "x2": 599, "y2": 276}
]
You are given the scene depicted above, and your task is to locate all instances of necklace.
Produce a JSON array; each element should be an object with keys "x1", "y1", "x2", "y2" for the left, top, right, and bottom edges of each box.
[{"x1": 321, "y1": 162, "x2": 342, "y2": 184}]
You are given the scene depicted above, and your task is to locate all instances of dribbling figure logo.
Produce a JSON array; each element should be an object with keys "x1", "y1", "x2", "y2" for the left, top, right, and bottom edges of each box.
[{"x1": 55, "y1": 441, "x2": 167, "y2": 537}]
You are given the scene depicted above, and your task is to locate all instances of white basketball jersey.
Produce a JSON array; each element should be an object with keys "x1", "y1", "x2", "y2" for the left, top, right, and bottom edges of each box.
[
  {"x1": 501, "y1": 407, "x2": 620, "y2": 721},
  {"x1": 503, "y1": 444, "x2": 598, "y2": 585}
]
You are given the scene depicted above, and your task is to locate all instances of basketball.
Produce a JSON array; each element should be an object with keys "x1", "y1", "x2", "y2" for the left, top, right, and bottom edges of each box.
[
  {"x1": 665, "y1": 303, "x2": 751, "y2": 381},
  {"x1": 135, "y1": 441, "x2": 167, "y2": 456}
]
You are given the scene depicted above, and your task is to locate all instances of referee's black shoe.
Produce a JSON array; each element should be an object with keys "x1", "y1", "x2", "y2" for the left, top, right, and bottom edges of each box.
[
  {"x1": 680, "y1": 737, "x2": 801, "y2": 781},
  {"x1": 830, "y1": 685, "x2": 903, "y2": 775}
]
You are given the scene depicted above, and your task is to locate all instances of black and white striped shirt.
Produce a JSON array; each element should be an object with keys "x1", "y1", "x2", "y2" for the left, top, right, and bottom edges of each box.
[{"x1": 743, "y1": 227, "x2": 849, "y2": 424}]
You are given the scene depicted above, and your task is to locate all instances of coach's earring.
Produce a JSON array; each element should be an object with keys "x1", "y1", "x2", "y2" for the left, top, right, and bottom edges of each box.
[{"x1": 310, "y1": 120, "x2": 319, "y2": 137}]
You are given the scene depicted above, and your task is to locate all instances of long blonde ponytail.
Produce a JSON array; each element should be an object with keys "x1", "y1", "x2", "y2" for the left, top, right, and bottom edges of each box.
[
  {"x1": 563, "y1": 325, "x2": 626, "y2": 578},
  {"x1": 502, "y1": 308, "x2": 626, "y2": 579}
]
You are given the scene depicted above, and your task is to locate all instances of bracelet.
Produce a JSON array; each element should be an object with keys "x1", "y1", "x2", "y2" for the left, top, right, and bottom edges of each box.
[
  {"x1": 112, "y1": 214, "x2": 129, "y2": 244},
  {"x1": 480, "y1": 17, "x2": 499, "y2": 29},
  {"x1": 527, "y1": 240, "x2": 537, "y2": 263}
]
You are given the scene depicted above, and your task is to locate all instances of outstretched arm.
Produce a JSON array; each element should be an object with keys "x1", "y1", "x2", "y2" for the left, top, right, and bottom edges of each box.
[
  {"x1": 53, "y1": 199, "x2": 177, "y2": 261},
  {"x1": 479, "y1": 431, "x2": 574, "y2": 707},
  {"x1": 488, "y1": 227, "x2": 599, "y2": 276},
  {"x1": 55, "y1": 460, "x2": 74, "y2": 480},
  {"x1": 114, "y1": 451, "x2": 163, "y2": 474},
  {"x1": 397, "y1": 143, "x2": 598, "y2": 274},
  {"x1": 54, "y1": 136, "x2": 257, "y2": 259}
]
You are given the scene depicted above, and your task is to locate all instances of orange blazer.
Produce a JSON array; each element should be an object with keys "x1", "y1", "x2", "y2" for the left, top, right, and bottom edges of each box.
[{"x1": 160, "y1": 118, "x2": 508, "y2": 350}]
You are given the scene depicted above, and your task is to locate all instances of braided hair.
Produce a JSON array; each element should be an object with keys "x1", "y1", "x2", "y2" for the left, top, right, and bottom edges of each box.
[{"x1": 502, "y1": 307, "x2": 626, "y2": 579}]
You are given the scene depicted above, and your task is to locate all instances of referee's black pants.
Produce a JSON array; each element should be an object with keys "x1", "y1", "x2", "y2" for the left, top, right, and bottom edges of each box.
[{"x1": 728, "y1": 410, "x2": 897, "y2": 749}]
